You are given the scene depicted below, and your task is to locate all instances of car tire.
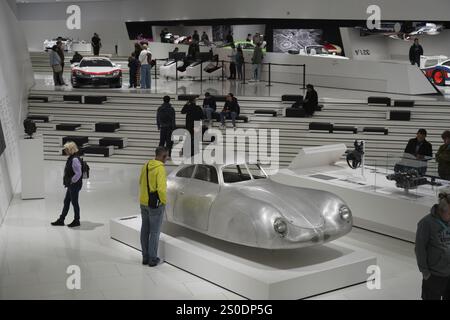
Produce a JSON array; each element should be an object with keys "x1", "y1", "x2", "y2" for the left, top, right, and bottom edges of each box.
[{"x1": 432, "y1": 70, "x2": 445, "y2": 86}]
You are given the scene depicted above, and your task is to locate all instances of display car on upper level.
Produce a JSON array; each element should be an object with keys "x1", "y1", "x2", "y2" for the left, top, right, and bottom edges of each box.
[
  {"x1": 71, "y1": 57, "x2": 122, "y2": 88},
  {"x1": 421, "y1": 55, "x2": 450, "y2": 86},
  {"x1": 44, "y1": 37, "x2": 72, "y2": 52},
  {"x1": 165, "y1": 160, "x2": 353, "y2": 249}
]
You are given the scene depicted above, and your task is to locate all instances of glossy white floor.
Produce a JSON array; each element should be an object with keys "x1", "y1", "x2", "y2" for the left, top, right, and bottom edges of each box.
[
  {"x1": 32, "y1": 72, "x2": 449, "y2": 102},
  {"x1": 0, "y1": 161, "x2": 422, "y2": 300}
]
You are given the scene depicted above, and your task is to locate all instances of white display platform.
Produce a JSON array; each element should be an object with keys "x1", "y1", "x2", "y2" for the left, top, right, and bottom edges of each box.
[
  {"x1": 19, "y1": 136, "x2": 45, "y2": 199},
  {"x1": 111, "y1": 216, "x2": 376, "y2": 300},
  {"x1": 273, "y1": 163, "x2": 444, "y2": 242}
]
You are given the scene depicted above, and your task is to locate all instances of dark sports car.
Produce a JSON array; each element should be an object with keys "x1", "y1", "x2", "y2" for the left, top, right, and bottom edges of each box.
[{"x1": 71, "y1": 57, "x2": 122, "y2": 88}]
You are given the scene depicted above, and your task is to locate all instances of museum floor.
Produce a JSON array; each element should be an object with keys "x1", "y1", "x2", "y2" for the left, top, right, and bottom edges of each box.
[
  {"x1": 32, "y1": 72, "x2": 450, "y2": 102},
  {"x1": 0, "y1": 161, "x2": 422, "y2": 300}
]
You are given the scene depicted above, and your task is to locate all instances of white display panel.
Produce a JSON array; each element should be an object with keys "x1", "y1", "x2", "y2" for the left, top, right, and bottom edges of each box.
[{"x1": 19, "y1": 136, "x2": 45, "y2": 200}]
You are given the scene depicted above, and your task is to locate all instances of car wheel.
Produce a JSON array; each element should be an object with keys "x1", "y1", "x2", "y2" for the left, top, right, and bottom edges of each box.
[{"x1": 432, "y1": 70, "x2": 445, "y2": 86}]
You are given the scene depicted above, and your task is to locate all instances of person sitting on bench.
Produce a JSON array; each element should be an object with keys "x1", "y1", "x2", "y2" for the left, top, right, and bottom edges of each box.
[
  {"x1": 303, "y1": 84, "x2": 318, "y2": 117},
  {"x1": 202, "y1": 92, "x2": 217, "y2": 126},
  {"x1": 220, "y1": 93, "x2": 239, "y2": 129}
]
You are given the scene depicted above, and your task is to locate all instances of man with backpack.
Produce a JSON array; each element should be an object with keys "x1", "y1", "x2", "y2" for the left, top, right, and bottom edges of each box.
[
  {"x1": 157, "y1": 96, "x2": 176, "y2": 157},
  {"x1": 139, "y1": 147, "x2": 169, "y2": 267},
  {"x1": 138, "y1": 44, "x2": 152, "y2": 89}
]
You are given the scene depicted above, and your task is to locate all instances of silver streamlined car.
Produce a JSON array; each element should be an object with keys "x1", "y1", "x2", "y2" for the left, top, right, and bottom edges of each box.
[
  {"x1": 71, "y1": 57, "x2": 122, "y2": 88},
  {"x1": 166, "y1": 161, "x2": 353, "y2": 249}
]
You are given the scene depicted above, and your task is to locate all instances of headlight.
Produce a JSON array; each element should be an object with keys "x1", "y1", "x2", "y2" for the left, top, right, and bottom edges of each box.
[
  {"x1": 74, "y1": 70, "x2": 83, "y2": 76},
  {"x1": 112, "y1": 70, "x2": 121, "y2": 77},
  {"x1": 339, "y1": 205, "x2": 351, "y2": 220},
  {"x1": 273, "y1": 217, "x2": 288, "y2": 235}
]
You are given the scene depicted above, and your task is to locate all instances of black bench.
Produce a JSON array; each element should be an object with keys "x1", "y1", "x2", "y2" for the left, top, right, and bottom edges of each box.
[
  {"x1": 236, "y1": 115, "x2": 248, "y2": 123},
  {"x1": 333, "y1": 125, "x2": 357, "y2": 134},
  {"x1": 286, "y1": 108, "x2": 306, "y2": 118},
  {"x1": 368, "y1": 96, "x2": 391, "y2": 106},
  {"x1": 95, "y1": 122, "x2": 120, "y2": 132},
  {"x1": 281, "y1": 95, "x2": 303, "y2": 103},
  {"x1": 28, "y1": 96, "x2": 49, "y2": 102},
  {"x1": 363, "y1": 127, "x2": 389, "y2": 135},
  {"x1": 315, "y1": 104, "x2": 323, "y2": 111},
  {"x1": 27, "y1": 115, "x2": 50, "y2": 123},
  {"x1": 394, "y1": 100, "x2": 415, "y2": 107},
  {"x1": 84, "y1": 96, "x2": 107, "y2": 104},
  {"x1": 254, "y1": 110, "x2": 277, "y2": 117},
  {"x1": 63, "y1": 95, "x2": 83, "y2": 103},
  {"x1": 390, "y1": 110, "x2": 411, "y2": 121},
  {"x1": 62, "y1": 136, "x2": 89, "y2": 147},
  {"x1": 178, "y1": 94, "x2": 199, "y2": 101},
  {"x1": 56, "y1": 123, "x2": 81, "y2": 131},
  {"x1": 80, "y1": 145, "x2": 114, "y2": 157},
  {"x1": 99, "y1": 137, "x2": 127, "y2": 149},
  {"x1": 309, "y1": 122, "x2": 333, "y2": 133}
]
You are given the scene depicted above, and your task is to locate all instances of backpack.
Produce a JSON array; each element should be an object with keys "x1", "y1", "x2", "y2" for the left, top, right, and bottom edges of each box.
[{"x1": 79, "y1": 157, "x2": 90, "y2": 179}]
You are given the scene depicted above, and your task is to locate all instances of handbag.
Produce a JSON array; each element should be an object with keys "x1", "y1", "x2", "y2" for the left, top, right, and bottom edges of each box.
[
  {"x1": 52, "y1": 64, "x2": 62, "y2": 73},
  {"x1": 146, "y1": 162, "x2": 160, "y2": 209}
]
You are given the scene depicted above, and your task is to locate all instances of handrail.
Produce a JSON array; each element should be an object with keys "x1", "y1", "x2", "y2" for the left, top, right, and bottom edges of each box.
[{"x1": 150, "y1": 57, "x2": 307, "y2": 92}]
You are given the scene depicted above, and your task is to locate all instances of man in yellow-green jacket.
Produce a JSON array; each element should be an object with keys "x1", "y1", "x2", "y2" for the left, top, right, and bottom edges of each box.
[{"x1": 139, "y1": 146, "x2": 169, "y2": 267}]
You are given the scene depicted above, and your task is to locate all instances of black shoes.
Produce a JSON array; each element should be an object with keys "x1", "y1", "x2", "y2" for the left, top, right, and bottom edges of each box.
[
  {"x1": 148, "y1": 257, "x2": 160, "y2": 267},
  {"x1": 51, "y1": 219, "x2": 65, "y2": 226},
  {"x1": 67, "y1": 220, "x2": 80, "y2": 228},
  {"x1": 142, "y1": 259, "x2": 149, "y2": 265}
]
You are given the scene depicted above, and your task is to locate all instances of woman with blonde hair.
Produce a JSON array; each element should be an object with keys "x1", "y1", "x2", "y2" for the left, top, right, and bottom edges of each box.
[{"x1": 51, "y1": 141, "x2": 83, "y2": 227}]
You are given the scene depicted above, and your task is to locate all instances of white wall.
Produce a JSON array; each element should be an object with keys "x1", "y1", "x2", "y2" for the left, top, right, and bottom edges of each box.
[
  {"x1": 340, "y1": 28, "x2": 390, "y2": 61},
  {"x1": 0, "y1": 1, "x2": 34, "y2": 224}
]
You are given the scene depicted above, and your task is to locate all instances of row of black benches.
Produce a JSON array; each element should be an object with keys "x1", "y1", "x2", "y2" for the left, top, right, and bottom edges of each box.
[
  {"x1": 62, "y1": 136, "x2": 126, "y2": 157},
  {"x1": 309, "y1": 122, "x2": 389, "y2": 135}
]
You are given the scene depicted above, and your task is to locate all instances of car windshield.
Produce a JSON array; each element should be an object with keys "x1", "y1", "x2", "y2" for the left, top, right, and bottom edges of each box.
[
  {"x1": 222, "y1": 165, "x2": 252, "y2": 183},
  {"x1": 80, "y1": 60, "x2": 113, "y2": 67},
  {"x1": 247, "y1": 163, "x2": 267, "y2": 179}
]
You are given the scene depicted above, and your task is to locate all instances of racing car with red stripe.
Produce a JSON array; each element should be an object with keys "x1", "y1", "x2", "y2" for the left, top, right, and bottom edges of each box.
[
  {"x1": 71, "y1": 57, "x2": 122, "y2": 88},
  {"x1": 421, "y1": 56, "x2": 450, "y2": 86}
]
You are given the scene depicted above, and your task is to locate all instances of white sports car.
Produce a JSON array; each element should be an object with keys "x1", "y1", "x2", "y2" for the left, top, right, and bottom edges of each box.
[
  {"x1": 43, "y1": 37, "x2": 72, "y2": 52},
  {"x1": 298, "y1": 45, "x2": 349, "y2": 60},
  {"x1": 71, "y1": 57, "x2": 122, "y2": 88}
]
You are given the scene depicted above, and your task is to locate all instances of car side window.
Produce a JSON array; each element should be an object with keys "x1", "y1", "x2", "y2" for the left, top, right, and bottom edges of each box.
[
  {"x1": 176, "y1": 165, "x2": 195, "y2": 178},
  {"x1": 443, "y1": 61, "x2": 450, "y2": 67},
  {"x1": 193, "y1": 165, "x2": 218, "y2": 184},
  {"x1": 222, "y1": 165, "x2": 251, "y2": 183},
  {"x1": 247, "y1": 164, "x2": 267, "y2": 179}
]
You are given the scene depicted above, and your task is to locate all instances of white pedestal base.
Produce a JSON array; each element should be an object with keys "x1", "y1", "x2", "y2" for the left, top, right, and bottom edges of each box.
[
  {"x1": 110, "y1": 216, "x2": 376, "y2": 300},
  {"x1": 19, "y1": 136, "x2": 45, "y2": 199}
]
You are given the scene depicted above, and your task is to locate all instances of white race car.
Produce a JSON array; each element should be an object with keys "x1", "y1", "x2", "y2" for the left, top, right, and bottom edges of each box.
[
  {"x1": 43, "y1": 37, "x2": 72, "y2": 52},
  {"x1": 71, "y1": 57, "x2": 122, "y2": 88},
  {"x1": 298, "y1": 45, "x2": 349, "y2": 60}
]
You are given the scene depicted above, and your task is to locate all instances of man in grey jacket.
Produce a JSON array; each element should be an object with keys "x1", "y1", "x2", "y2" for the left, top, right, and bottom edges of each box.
[{"x1": 415, "y1": 192, "x2": 450, "y2": 300}]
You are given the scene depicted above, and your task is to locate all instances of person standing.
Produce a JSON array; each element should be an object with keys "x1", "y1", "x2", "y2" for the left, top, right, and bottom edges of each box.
[
  {"x1": 415, "y1": 192, "x2": 450, "y2": 300},
  {"x1": 246, "y1": 33, "x2": 252, "y2": 42},
  {"x1": 228, "y1": 43, "x2": 237, "y2": 80},
  {"x1": 91, "y1": 33, "x2": 102, "y2": 56},
  {"x1": 55, "y1": 41, "x2": 66, "y2": 85},
  {"x1": 139, "y1": 44, "x2": 152, "y2": 89},
  {"x1": 128, "y1": 53, "x2": 139, "y2": 88},
  {"x1": 253, "y1": 33, "x2": 262, "y2": 45},
  {"x1": 192, "y1": 30, "x2": 200, "y2": 43},
  {"x1": 403, "y1": 129, "x2": 433, "y2": 174},
  {"x1": 303, "y1": 84, "x2": 318, "y2": 117},
  {"x1": 202, "y1": 92, "x2": 217, "y2": 126},
  {"x1": 235, "y1": 46, "x2": 244, "y2": 80},
  {"x1": 409, "y1": 38, "x2": 423, "y2": 67},
  {"x1": 157, "y1": 96, "x2": 176, "y2": 157},
  {"x1": 181, "y1": 97, "x2": 203, "y2": 156},
  {"x1": 225, "y1": 31, "x2": 234, "y2": 45},
  {"x1": 49, "y1": 45, "x2": 64, "y2": 86},
  {"x1": 220, "y1": 93, "x2": 239, "y2": 129},
  {"x1": 51, "y1": 142, "x2": 83, "y2": 228},
  {"x1": 139, "y1": 147, "x2": 169, "y2": 267},
  {"x1": 436, "y1": 130, "x2": 450, "y2": 180},
  {"x1": 251, "y1": 43, "x2": 264, "y2": 81}
]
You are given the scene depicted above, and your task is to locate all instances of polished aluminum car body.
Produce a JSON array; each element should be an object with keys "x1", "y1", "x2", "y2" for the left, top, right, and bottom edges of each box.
[{"x1": 166, "y1": 161, "x2": 353, "y2": 249}]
